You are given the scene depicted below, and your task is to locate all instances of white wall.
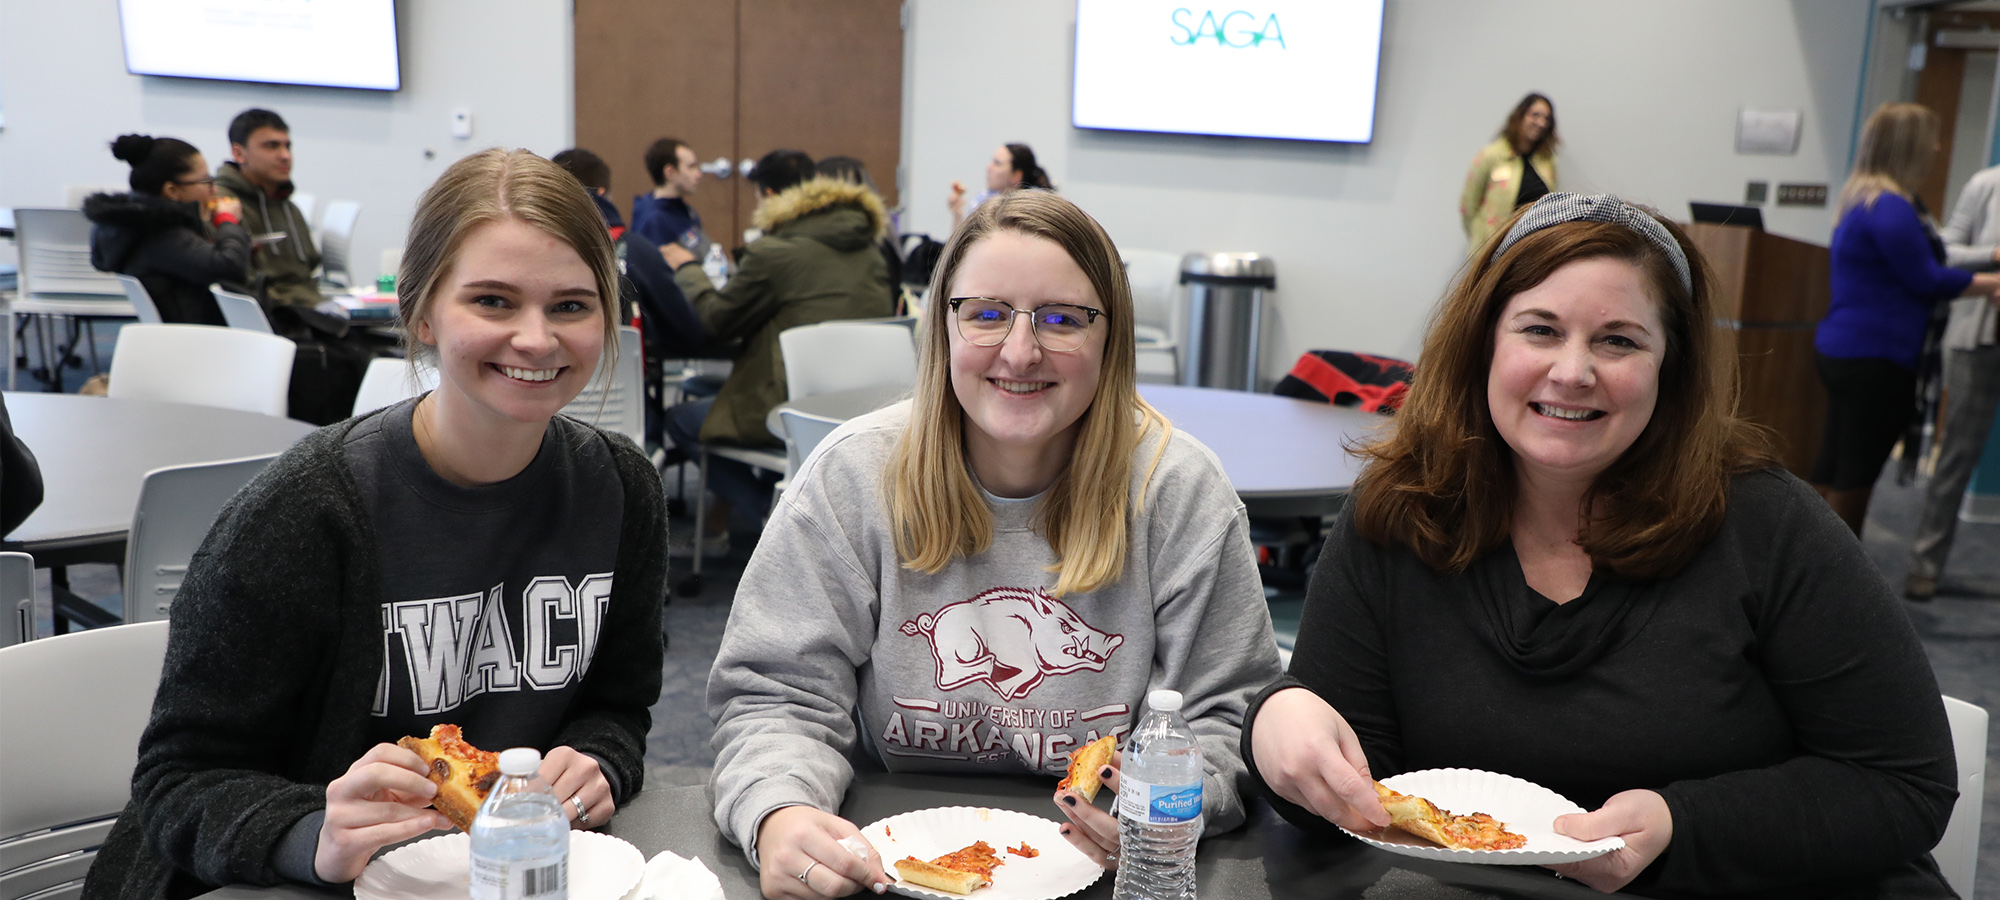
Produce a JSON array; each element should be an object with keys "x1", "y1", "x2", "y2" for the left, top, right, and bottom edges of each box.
[
  {"x1": 902, "y1": 0, "x2": 1872, "y2": 377},
  {"x1": 0, "y1": 0, "x2": 574, "y2": 287}
]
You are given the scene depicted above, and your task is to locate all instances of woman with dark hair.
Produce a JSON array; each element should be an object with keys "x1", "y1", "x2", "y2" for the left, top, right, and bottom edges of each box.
[
  {"x1": 1813, "y1": 102, "x2": 2000, "y2": 538},
  {"x1": 816, "y1": 155, "x2": 904, "y2": 298},
  {"x1": 1460, "y1": 93, "x2": 1559, "y2": 251},
  {"x1": 84, "y1": 134, "x2": 249, "y2": 325},
  {"x1": 1244, "y1": 194, "x2": 1959, "y2": 898},
  {"x1": 82, "y1": 149, "x2": 667, "y2": 898},
  {"x1": 946, "y1": 143, "x2": 1054, "y2": 231}
]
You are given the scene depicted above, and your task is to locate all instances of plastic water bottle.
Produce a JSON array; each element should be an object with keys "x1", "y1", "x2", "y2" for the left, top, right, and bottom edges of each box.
[
  {"x1": 1111, "y1": 689, "x2": 1202, "y2": 900},
  {"x1": 470, "y1": 748, "x2": 568, "y2": 900},
  {"x1": 702, "y1": 241, "x2": 730, "y2": 290}
]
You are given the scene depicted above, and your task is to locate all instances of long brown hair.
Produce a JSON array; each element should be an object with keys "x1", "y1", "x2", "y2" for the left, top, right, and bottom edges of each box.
[
  {"x1": 398, "y1": 148, "x2": 620, "y2": 384},
  {"x1": 1353, "y1": 206, "x2": 1775, "y2": 577},
  {"x1": 1838, "y1": 102, "x2": 1941, "y2": 222},
  {"x1": 1501, "y1": 93, "x2": 1559, "y2": 157},
  {"x1": 884, "y1": 191, "x2": 1168, "y2": 597}
]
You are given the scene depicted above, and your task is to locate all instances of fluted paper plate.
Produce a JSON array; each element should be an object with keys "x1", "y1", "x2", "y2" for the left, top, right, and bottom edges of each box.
[
  {"x1": 858, "y1": 806, "x2": 1105, "y2": 899},
  {"x1": 1337, "y1": 768, "x2": 1624, "y2": 865},
  {"x1": 355, "y1": 830, "x2": 645, "y2": 900}
]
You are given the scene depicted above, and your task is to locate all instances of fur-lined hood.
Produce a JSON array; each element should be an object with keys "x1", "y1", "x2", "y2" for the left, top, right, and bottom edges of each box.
[
  {"x1": 751, "y1": 177, "x2": 888, "y2": 249},
  {"x1": 83, "y1": 191, "x2": 206, "y2": 274}
]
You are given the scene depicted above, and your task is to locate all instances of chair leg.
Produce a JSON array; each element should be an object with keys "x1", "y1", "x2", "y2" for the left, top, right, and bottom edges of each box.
[{"x1": 675, "y1": 449, "x2": 709, "y2": 597}]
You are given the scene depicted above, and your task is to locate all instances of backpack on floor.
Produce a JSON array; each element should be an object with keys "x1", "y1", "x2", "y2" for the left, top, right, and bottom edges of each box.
[{"x1": 1273, "y1": 350, "x2": 1414, "y2": 414}]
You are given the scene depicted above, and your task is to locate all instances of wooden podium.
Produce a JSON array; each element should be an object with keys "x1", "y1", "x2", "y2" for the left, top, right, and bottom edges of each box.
[{"x1": 1684, "y1": 223, "x2": 1830, "y2": 477}]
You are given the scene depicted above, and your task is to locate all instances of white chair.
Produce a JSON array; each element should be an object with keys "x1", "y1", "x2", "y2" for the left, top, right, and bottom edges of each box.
[
  {"x1": 210, "y1": 287, "x2": 274, "y2": 334},
  {"x1": 352, "y1": 356, "x2": 439, "y2": 417},
  {"x1": 562, "y1": 326, "x2": 645, "y2": 448},
  {"x1": 289, "y1": 192, "x2": 317, "y2": 230},
  {"x1": 778, "y1": 321, "x2": 918, "y2": 402},
  {"x1": 317, "y1": 201, "x2": 361, "y2": 287},
  {"x1": 1937, "y1": 695, "x2": 1988, "y2": 899},
  {"x1": 114, "y1": 274, "x2": 162, "y2": 325},
  {"x1": 777, "y1": 408, "x2": 844, "y2": 478},
  {"x1": 1124, "y1": 248, "x2": 1184, "y2": 382},
  {"x1": 62, "y1": 184, "x2": 126, "y2": 209},
  {"x1": 0, "y1": 551, "x2": 34, "y2": 647},
  {"x1": 0, "y1": 620, "x2": 170, "y2": 900},
  {"x1": 123, "y1": 455, "x2": 278, "y2": 623},
  {"x1": 9, "y1": 209, "x2": 135, "y2": 390},
  {"x1": 107, "y1": 324, "x2": 296, "y2": 418}
]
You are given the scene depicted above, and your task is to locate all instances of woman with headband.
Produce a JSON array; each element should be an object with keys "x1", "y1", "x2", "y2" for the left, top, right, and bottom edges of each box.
[{"x1": 1241, "y1": 194, "x2": 1958, "y2": 897}]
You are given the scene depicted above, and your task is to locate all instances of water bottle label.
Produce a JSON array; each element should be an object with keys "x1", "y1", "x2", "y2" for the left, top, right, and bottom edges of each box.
[
  {"x1": 471, "y1": 853, "x2": 568, "y2": 900},
  {"x1": 1117, "y1": 778, "x2": 1203, "y2": 824}
]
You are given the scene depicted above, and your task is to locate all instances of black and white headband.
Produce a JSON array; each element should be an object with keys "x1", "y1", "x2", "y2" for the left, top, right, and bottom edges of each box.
[{"x1": 1489, "y1": 192, "x2": 1692, "y2": 294}]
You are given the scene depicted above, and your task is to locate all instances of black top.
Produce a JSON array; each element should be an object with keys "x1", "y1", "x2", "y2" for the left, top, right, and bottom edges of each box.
[
  {"x1": 1515, "y1": 153, "x2": 1550, "y2": 209},
  {"x1": 1242, "y1": 469, "x2": 1958, "y2": 899},
  {"x1": 83, "y1": 191, "x2": 248, "y2": 326}
]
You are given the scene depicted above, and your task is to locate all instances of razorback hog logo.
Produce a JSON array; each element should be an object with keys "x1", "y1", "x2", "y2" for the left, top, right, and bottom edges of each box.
[{"x1": 899, "y1": 587, "x2": 1123, "y2": 700}]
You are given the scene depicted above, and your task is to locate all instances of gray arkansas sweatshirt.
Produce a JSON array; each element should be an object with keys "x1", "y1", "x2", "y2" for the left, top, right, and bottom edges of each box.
[{"x1": 706, "y1": 401, "x2": 1284, "y2": 863}]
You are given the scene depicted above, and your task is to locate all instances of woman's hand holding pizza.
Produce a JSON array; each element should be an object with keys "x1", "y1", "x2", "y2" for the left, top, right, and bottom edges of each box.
[
  {"x1": 1249, "y1": 687, "x2": 1391, "y2": 834},
  {"x1": 314, "y1": 742, "x2": 453, "y2": 883},
  {"x1": 1054, "y1": 756, "x2": 1121, "y2": 868},
  {"x1": 756, "y1": 805, "x2": 889, "y2": 899},
  {"x1": 1546, "y1": 789, "x2": 1674, "y2": 892},
  {"x1": 540, "y1": 745, "x2": 615, "y2": 831}
]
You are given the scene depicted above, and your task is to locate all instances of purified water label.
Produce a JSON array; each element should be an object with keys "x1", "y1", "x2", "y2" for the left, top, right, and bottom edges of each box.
[
  {"x1": 471, "y1": 854, "x2": 567, "y2": 900},
  {"x1": 1117, "y1": 778, "x2": 1202, "y2": 824}
]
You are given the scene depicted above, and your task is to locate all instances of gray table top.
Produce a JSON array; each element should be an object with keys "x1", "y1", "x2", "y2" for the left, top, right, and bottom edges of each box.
[
  {"x1": 774, "y1": 384, "x2": 1383, "y2": 516},
  {"x1": 197, "y1": 771, "x2": 1625, "y2": 900},
  {"x1": 1, "y1": 392, "x2": 316, "y2": 551}
]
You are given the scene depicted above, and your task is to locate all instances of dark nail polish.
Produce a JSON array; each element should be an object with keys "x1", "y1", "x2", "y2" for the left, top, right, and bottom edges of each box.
[
  {"x1": 1060, "y1": 825, "x2": 1071, "y2": 835},
  {"x1": 1100, "y1": 766, "x2": 1113, "y2": 779},
  {"x1": 1063, "y1": 794, "x2": 1077, "y2": 806}
]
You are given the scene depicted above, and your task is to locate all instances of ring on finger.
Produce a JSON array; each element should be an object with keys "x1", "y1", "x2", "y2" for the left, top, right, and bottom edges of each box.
[
  {"x1": 571, "y1": 795, "x2": 590, "y2": 827},
  {"x1": 798, "y1": 860, "x2": 822, "y2": 884}
]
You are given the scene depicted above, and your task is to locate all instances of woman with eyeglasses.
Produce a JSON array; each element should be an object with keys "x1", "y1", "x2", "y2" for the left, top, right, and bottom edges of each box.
[
  {"x1": 707, "y1": 191, "x2": 1283, "y2": 900},
  {"x1": 85, "y1": 134, "x2": 248, "y2": 325}
]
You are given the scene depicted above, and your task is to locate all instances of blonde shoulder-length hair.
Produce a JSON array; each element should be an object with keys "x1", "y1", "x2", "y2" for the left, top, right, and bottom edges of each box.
[
  {"x1": 885, "y1": 190, "x2": 1170, "y2": 597},
  {"x1": 1838, "y1": 102, "x2": 1941, "y2": 222}
]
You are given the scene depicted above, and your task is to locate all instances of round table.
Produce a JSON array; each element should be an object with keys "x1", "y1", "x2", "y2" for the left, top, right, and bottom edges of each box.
[{"x1": 773, "y1": 383, "x2": 1384, "y2": 517}]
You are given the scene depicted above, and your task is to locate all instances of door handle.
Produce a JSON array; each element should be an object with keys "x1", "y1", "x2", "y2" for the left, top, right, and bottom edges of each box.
[{"x1": 699, "y1": 157, "x2": 733, "y2": 179}]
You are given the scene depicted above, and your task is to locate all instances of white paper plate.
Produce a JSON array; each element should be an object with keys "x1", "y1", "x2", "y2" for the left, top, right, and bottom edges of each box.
[
  {"x1": 356, "y1": 830, "x2": 646, "y2": 900},
  {"x1": 858, "y1": 806, "x2": 1105, "y2": 899},
  {"x1": 1337, "y1": 768, "x2": 1624, "y2": 866}
]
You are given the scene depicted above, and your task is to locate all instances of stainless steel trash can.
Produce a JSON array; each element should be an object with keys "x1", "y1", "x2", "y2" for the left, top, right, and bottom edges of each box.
[{"x1": 1179, "y1": 253, "x2": 1276, "y2": 391}]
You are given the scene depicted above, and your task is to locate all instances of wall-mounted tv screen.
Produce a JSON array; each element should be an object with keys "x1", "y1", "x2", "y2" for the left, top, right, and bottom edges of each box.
[
  {"x1": 119, "y1": 0, "x2": 401, "y2": 91},
  {"x1": 1073, "y1": 0, "x2": 1383, "y2": 143}
]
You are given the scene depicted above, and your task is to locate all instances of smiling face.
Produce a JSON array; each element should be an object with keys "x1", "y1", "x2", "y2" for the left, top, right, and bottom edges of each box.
[
  {"x1": 1487, "y1": 256, "x2": 1663, "y2": 488},
  {"x1": 948, "y1": 230, "x2": 1107, "y2": 488},
  {"x1": 1520, "y1": 100, "x2": 1552, "y2": 146},
  {"x1": 985, "y1": 146, "x2": 1018, "y2": 193},
  {"x1": 417, "y1": 217, "x2": 606, "y2": 429}
]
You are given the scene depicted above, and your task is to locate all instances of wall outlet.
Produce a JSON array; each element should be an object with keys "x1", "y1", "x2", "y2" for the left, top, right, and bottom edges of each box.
[
  {"x1": 450, "y1": 108, "x2": 473, "y2": 139},
  {"x1": 1776, "y1": 183, "x2": 1828, "y2": 207},
  {"x1": 1745, "y1": 181, "x2": 1769, "y2": 204}
]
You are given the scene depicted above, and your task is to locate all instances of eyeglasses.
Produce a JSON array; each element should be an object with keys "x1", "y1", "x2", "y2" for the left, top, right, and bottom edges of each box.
[
  {"x1": 948, "y1": 297, "x2": 1106, "y2": 352},
  {"x1": 173, "y1": 176, "x2": 216, "y2": 187}
]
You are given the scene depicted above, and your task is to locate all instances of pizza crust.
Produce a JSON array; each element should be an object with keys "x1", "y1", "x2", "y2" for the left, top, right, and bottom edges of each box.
[
  {"x1": 893, "y1": 857, "x2": 990, "y2": 895},
  {"x1": 1372, "y1": 781, "x2": 1526, "y2": 851},
  {"x1": 1058, "y1": 735, "x2": 1117, "y2": 802}
]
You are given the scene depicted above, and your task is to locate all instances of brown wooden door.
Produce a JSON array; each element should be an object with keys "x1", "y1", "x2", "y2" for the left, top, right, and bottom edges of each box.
[
  {"x1": 1913, "y1": 9, "x2": 2000, "y2": 214},
  {"x1": 574, "y1": 0, "x2": 903, "y2": 251}
]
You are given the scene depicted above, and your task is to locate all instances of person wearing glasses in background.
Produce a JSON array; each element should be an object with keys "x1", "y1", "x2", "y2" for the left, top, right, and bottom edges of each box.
[
  {"x1": 707, "y1": 191, "x2": 1282, "y2": 899},
  {"x1": 85, "y1": 133, "x2": 248, "y2": 325}
]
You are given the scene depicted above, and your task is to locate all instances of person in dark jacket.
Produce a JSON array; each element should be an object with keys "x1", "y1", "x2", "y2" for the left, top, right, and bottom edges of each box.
[
  {"x1": 85, "y1": 134, "x2": 249, "y2": 326},
  {"x1": 0, "y1": 393, "x2": 43, "y2": 539},
  {"x1": 80, "y1": 149, "x2": 666, "y2": 899}
]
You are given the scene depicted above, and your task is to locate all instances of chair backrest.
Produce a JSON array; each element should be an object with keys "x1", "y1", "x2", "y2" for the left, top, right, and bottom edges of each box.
[
  {"x1": 0, "y1": 620, "x2": 170, "y2": 900},
  {"x1": 123, "y1": 455, "x2": 278, "y2": 623},
  {"x1": 1937, "y1": 695, "x2": 1988, "y2": 899},
  {"x1": 318, "y1": 201, "x2": 361, "y2": 287},
  {"x1": 107, "y1": 324, "x2": 297, "y2": 417},
  {"x1": 778, "y1": 321, "x2": 918, "y2": 401},
  {"x1": 0, "y1": 552, "x2": 34, "y2": 648},
  {"x1": 352, "y1": 356, "x2": 439, "y2": 417},
  {"x1": 561, "y1": 326, "x2": 644, "y2": 447},
  {"x1": 778, "y1": 408, "x2": 844, "y2": 477},
  {"x1": 290, "y1": 192, "x2": 317, "y2": 229},
  {"x1": 114, "y1": 274, "x2": 163, "y2": 325},
  {"x1": 14, "y1": 208, "x2": 124, "y2": 299},
  {"x1": 210, "y1": 287, "x2": 274, "y2": 334},
  {"x1": 1123, "y1": 248, "x2": 1185, "y2": 338}
]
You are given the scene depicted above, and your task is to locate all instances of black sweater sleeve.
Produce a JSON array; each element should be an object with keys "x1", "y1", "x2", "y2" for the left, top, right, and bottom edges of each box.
[
  {"x1": 147, "y1": 220, "x2": 252, "y2": 289},
  {"x1": 1644, "y1": 474, "x2": 1957, "y2": 892},
  {"x1": 549, "y1": 432, "x2": 668, "y2": 806}
]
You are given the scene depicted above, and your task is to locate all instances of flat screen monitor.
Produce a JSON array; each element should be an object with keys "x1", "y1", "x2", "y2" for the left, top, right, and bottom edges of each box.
[
  {"x1": 1072, "y1": 0, "x2": 1384, "y2": 143},
  {"x1": 118, "y1": 0, "x2": 401, "y2": 91},
  {"x1": 1689, "y1": 202, "x2": 1765, "y2": 231}
]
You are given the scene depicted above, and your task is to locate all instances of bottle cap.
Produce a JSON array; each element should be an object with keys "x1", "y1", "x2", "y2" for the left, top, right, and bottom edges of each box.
[
  {"x1": 497, "y1": 747, "x2": 542, "y2": 776},
  {"x1": 1147, "y1": 689, "x2": 1183, "y2": 713}
]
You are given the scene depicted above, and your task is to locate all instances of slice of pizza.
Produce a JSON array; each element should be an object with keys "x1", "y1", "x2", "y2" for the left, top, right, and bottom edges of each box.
[
  {"x1": 1058, "y1": 735, "x2": 1117, "y2": 802},
  {"x1": 397, "y1": 724, "x2": 502, "y2": 831},
  {"x1": 893, "y1": 840, "x2": 1005, "y2": 895},
  {"x1": 1372, "y1": 781, "x2": 1527, "y2": 851}
]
